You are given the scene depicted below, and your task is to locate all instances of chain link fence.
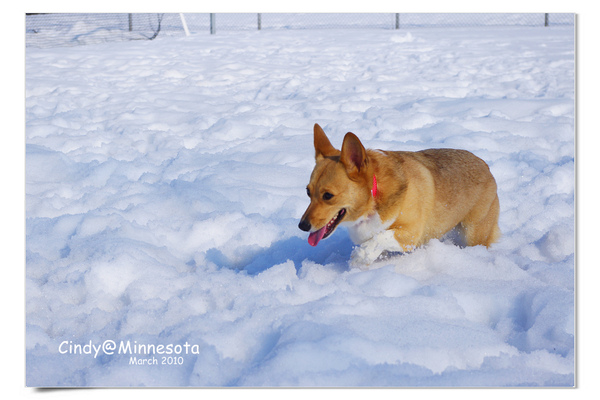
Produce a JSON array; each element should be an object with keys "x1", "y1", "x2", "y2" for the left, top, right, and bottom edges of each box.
[{"x1": 26, "y1": 13, "x2": 575, "y2": 48}]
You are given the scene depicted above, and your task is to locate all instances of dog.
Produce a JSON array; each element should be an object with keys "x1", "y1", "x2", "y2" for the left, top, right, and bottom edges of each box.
[{"x1": 299, "y1": 124, "x2": 501, "y2": 268}]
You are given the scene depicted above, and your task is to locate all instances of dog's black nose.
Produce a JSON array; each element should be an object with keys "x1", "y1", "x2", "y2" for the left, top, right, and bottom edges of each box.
[{"x1": 298, "y1": 219, "x2": 311, "y2": 232}]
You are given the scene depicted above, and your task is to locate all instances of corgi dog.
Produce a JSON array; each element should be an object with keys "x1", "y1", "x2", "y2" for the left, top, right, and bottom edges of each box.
[{"x1": 299, "y1": 124, "x2": 500, "y2": 268}]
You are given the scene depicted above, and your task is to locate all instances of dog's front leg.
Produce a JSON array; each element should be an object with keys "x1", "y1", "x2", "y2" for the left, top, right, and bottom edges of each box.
[{"x1": 349, "y1": 230, "x2": 405, "y2": 270}]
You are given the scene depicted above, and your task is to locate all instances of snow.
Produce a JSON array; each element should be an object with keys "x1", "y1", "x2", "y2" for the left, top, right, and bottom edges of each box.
[{"x1": 25, "y1": 22, "x2": 574, "y2": 387}]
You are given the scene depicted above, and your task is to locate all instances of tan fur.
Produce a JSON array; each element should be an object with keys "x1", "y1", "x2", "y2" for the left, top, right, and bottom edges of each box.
[{"x1": 299, "y1": 124, "x2": 500, "y2": 258}]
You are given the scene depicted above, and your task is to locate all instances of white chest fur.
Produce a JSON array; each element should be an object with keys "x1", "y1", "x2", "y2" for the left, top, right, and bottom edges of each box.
[{"x1": 342, "y1": 211, "x2": 394, "y2": 245}]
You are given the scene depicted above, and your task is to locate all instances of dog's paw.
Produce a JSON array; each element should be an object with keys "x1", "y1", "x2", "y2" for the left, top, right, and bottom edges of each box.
[
  {"x1": 349, "y1": 246, "x2": 375, "y2": 270},
  {"x1": 349, "y1": 240, "x2": 386, "y2": 270}
]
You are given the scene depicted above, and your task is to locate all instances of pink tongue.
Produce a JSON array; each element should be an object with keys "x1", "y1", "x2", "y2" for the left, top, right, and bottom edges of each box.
[{"x1": 308, "y1": 226, "x2": 327, "y2": 247}]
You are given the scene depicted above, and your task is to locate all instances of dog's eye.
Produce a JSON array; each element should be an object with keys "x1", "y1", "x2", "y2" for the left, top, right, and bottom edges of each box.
[
  {"x1": 306, "y1": 188, "x2": 311, "y2": 197},
  {"x1": 323, "y1": 192, "x2": 334, "y2": 201}
]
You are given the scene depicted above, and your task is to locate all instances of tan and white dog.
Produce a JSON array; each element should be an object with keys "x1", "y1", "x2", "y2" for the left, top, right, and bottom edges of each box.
[{"x1": 299, "y1": 124, "x2": 500, "y2": 268}]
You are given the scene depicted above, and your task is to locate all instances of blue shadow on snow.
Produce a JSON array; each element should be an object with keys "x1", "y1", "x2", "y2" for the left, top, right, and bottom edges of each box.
[{"x1": 205, "y1": 230, "x2": 354, "y2": 276}]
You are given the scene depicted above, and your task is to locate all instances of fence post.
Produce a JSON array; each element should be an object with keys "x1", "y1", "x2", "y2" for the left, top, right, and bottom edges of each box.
[
  {"x1": 210, "y1": 13, "x2": 216, "y2": 34},
  {"x1": 395, "y1": 13, "x2": 399, "y2": 29},
  {"x1": 128, "y1": 14, "x2": 133, "y2": 32},
  {"x1": 544, "y1": 13, "x2": 549, "y2": 26},
  {"x1": 258, "y1": 13, "x2": 262, "y2": 30},
  {"x1": 180, "y1": 13, "x2": 190, "y2": 36}
]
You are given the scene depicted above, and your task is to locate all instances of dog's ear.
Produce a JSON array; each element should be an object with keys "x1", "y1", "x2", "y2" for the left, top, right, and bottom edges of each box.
[
  {"x1": 314, "y1": 124, "x2": 339, "y2": 161},
  {"x1": 340, "y1": 132, "x2": 368, "y2": 178}
]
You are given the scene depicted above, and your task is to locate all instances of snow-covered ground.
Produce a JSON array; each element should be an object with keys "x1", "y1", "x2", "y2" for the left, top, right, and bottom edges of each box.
[{"x1": 25, "y1": 21, "x2": 574, "y2": 387}]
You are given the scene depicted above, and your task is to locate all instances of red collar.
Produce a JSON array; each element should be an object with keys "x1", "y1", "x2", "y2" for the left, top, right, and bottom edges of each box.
[{"x1": 371, "y1": 175, "x2": 378, "y2": 198}]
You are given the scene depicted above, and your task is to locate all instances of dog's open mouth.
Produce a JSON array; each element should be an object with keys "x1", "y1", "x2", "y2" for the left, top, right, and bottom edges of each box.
[{"x1": 308, "y1": 209, "x2": 346, "y2": 247}]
